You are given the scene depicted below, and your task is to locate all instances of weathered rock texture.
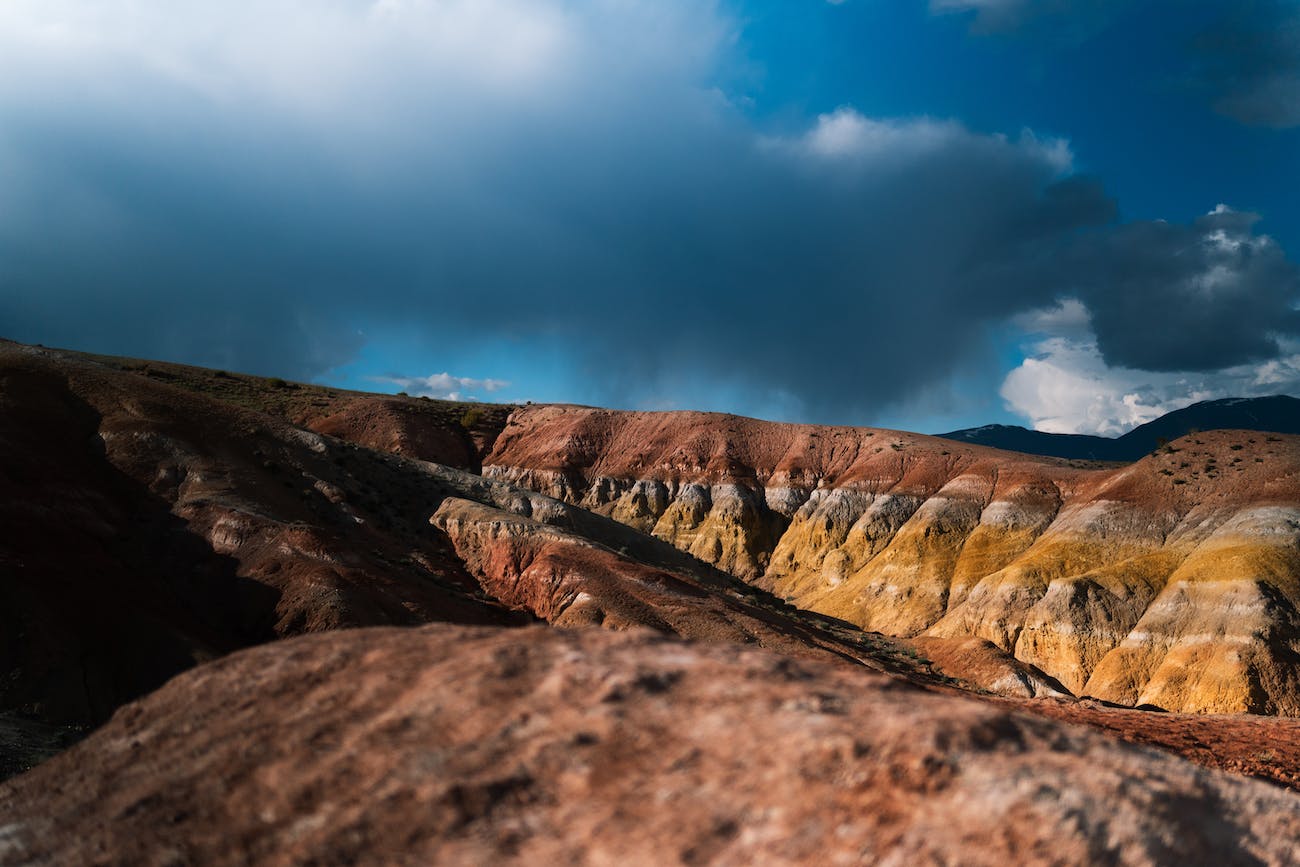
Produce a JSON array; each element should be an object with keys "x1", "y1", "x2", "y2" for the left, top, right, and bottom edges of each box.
[
  {"x1": 431, "y1": 495, "x2": 1048, "y2": 691},
  {"x1": 4, "y1": 624, "x2": 1300, "y2": 867},
  {"x1": 487, "y1": 405, "x2": 1300, "y2": 714}
]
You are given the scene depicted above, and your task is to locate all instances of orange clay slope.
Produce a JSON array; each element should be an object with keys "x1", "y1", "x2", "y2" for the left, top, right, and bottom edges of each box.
[{"x1": 486, "y1": 404, "x2": 1300, "y2": 714}]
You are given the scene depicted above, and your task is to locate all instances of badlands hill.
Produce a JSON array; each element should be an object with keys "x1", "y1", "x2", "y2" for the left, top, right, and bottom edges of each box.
[
  {"x1": 486, "y1": 404, "x2": 1300, "y2": 715},
  {"x1": 0, "y1": 341, "x2": 969, "y2": 758},
  {"x1": 7, "y1": 339, "x2": 1300, "y2": 863}
]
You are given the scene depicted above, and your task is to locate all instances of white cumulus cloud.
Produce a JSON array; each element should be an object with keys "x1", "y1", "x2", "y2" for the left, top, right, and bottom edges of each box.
[
  {"x1": 376, "y1": 372, "x2": 509, "y2": 401},
  {"x1": 1002, "y1": 301, "x2": 1300, "y2": 435}
]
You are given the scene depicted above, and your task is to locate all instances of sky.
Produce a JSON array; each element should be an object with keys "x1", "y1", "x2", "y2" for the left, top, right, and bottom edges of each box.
[{"x1": 1, "y1": 0, "x2": 1299, "y2": 435}]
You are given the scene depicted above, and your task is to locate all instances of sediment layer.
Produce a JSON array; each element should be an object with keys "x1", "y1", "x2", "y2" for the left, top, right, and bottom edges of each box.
[{"x1": 487, "y1": 405, "x2": 1300, "y2": 714}]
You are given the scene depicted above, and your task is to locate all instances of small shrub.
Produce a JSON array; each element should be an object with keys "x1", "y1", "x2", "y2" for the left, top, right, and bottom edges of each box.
[
  {"x1": 460, "y1": 407, "x2": 484, "y2": 429},
  {"x1": 267, "y1": 377, "x2": 290, "y2": 389}
]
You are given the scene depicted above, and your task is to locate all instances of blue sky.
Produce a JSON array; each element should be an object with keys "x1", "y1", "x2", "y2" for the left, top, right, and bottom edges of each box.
[{"x1": 2, "y1": 0, "x2": 1298, "y2": 434}]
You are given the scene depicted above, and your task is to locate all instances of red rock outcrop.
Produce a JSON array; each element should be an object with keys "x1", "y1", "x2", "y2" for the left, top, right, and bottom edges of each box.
[
  {"x1": 486, "y1": 405, "x2": 1300, "y2": 714},
  {"x1": 4, "y1": 624, "x2": 1300, "y2": 867}
]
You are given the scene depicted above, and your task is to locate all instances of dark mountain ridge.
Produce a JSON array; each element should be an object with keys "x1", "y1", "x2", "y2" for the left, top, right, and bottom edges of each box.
[{"x1": 939, "y1": 395, "x2": 1300, "y2": 461}]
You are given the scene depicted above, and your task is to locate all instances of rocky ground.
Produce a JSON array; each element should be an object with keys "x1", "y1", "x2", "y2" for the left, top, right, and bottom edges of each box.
[{"x1": 5, "y1": 625, "x2": 1300, "y2": 867}]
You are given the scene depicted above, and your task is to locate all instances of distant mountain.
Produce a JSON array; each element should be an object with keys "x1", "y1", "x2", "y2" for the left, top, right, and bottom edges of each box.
[
  {"x1": 939, "y1": 395, "x2": 1300, "y2": 461},
  {"x1": 934, "y1": 425, "x2": 1116, "y2": 461}
]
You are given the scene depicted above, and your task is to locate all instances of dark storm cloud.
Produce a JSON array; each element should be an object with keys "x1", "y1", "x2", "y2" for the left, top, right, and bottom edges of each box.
[
  {"x1": 0, "y1": 1, "x2": 1296, "y2": 422},
  {"x1": 1065, "y1": 207, "x2": 1300, "y2": 372},
  {"x1": 1189, "y1": 0, "x2": 1300, "y2": 128}
]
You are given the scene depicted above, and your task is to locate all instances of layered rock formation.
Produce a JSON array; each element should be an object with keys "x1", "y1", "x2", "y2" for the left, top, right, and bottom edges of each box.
[
  {"x1": 487, "y1": 405, "x2": 1300, "y2": 714},
  {"x1": 5, "y1": 341, "x2": 1004, "y2": 745},
  {"x1": 5, "y1": 624, "x2": 1300, "y2": 867},
  {"x1": 431, "y1": 494, "x2": 1063, "y2": 695}
]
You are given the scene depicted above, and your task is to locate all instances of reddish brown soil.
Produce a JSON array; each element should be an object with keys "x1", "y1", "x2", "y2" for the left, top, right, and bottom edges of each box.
[
  {"x1": 433, "y1": 496, "x2": 950, "y2": 675},
  {"x1": 1015, "y1": 698, "x2": 1300, "y2": 791},
  {"x1": 67, "y1": 343, "x2": 515, "y2": 470},
  {"x1": 4, "y1": 625, "x2": 1300, "y2": 867},
  {"x1": 487, "y1": 403, "x2": 1300, "y2": 508}
]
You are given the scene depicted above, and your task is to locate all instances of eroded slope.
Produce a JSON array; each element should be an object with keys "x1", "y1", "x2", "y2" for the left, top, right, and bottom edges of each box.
[
  {"x1": 0, "y1": 342, "x2": 523, "y2": 733},
  {"x1": 487, "y1": 404, "x2": 1300, "y2": 714}
]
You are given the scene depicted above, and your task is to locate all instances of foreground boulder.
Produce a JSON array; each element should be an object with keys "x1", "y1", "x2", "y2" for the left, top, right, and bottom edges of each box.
[{"x1": 4, "y1": 625, "x2": 1300, "y2": 866}]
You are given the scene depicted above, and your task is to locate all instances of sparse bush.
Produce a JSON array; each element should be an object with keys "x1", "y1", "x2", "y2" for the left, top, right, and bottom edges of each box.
[
  {"x1": 267, "y1": 377, "x2": 290, "y2": 389},
  {"x1": 460, "y1": 407, "x2": 484, "y2": 429}
]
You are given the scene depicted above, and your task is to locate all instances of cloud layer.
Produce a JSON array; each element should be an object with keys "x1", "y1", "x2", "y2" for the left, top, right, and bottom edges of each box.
[
  {"x1": 1190, "y1": 0, "x2": 1300, "y2": 128},
  {"x1": 1003, "y1": 298, "x2": 1300, "y2": 435},
  {"x1": 0, "y1": 0, "x2": 1296, "y2": 430}
]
